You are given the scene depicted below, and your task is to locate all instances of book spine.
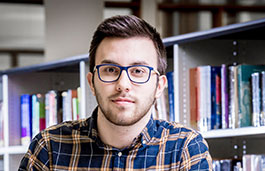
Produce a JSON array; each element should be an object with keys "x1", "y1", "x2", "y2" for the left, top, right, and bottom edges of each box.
[
  {"x1": 77, "y1": 87, "x2": 81, "y2": 119},
  {"x1": 211, "y1": 67, "x2": 217, "y2": 130},
  {"x1": 197, "y1": 67, "x2": 204, "y2": 131},
  {"x1": 221, "y1": 64, "x2": 229, "y2": 129},
  {"x1": 62, "y1": 91, "x2": 68, "y2": 122},
  {"x1": 72, "y1": 90, "x2": 78, "y2": 121},
  {"x1": 261, "y1": 71, "x2": 265, "y2": 126},
  {"x1": 166, "y1": 72, "x2": 175, "y2": 122},
  {"x1": 251, "y1": 72, "x2": 261, "y2": 127},
  {"x1": 210, "y1": 66, "x2": 221, "y2": 129},
  {"x1": 31, "y1": 94, "x2": 40, "y2": 138},
  {"x1": 228, "y1": 65, "x2": 238, "y2": 129},
  {"x1": 21, "y1": 94, "x2": 32, "y2": 145},
  {"x1": 189, "y1": 68, "x2": 198, "y2": 129},
  {"x1": 38, "y1": 94, "x2": 46, "y2": 131},
  {"x1": 205, "y1": 66, "x2": 211, "y2": 131},
  {"x1": 49, "y1": 90, "x2": 58, "y2": 126},
  {"x1": 45, "y1": 92, "x2": 50, "y2": 128},
  {"x1": 215, "y1": 71, "x2": 222, "y2": 129},
  {"x1": 0, "y1": 102, "x2": 3, "y2": 147}
]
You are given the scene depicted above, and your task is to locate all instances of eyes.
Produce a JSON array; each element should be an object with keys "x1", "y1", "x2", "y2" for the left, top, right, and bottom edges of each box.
[
  {"x1": 102, "y1": 65, "x2": 148, "y2": 77},
  {"x1": 95, "y1": 64, "x2": 159, "y2": 84}
]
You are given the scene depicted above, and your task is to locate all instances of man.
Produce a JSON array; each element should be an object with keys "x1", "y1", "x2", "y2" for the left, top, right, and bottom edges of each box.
[{"x1": 19, "y1": 15, "x2": 212, "y2": 170}]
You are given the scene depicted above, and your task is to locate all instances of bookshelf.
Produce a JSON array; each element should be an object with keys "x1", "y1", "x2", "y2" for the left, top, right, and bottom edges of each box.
[
  {"x1": 0, "y1": 54, "x2": 97, "y2": 171},
  {"x1": 163, "y1": 18, "x2": 265, "y2": 161}
]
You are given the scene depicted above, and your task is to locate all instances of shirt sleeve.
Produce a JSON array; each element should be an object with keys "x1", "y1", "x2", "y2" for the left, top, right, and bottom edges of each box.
[
  {"x1": 180, "y1": 132, "x2": 213, "y2": 171},
  {"x1": 19, "y1": 132, "x2": 50, "y2": 171}
]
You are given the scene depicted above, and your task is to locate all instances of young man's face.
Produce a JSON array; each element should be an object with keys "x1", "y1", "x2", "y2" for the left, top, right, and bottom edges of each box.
[{"x1": 87, "y1": 37, "x2": 166, "y2": 126}]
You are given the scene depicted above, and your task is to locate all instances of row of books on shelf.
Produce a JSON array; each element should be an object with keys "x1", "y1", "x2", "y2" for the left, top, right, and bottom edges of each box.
[
  {"x1": 213, "y1": 154, "x2": 265, "y2": 171},
  {"x1": 190, "y1": 64, "x2": 265, "y2": 132},
  {"x1": 21, "y1": 87, "x2": 81, "y2": 146}
]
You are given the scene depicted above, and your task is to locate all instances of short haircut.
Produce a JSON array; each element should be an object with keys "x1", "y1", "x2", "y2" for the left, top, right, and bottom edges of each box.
[{"x1": 89, "y1": 15, "x2": 167, "y2": 75}]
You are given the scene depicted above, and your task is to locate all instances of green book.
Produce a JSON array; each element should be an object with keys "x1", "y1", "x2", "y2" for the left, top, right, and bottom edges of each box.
[{"x1": 237, "y1": 65, "x2": 265, "y2": 127}]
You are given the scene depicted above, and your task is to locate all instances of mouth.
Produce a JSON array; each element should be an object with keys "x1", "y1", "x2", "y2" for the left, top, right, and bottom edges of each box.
[{"x1": 111, "y1": 98, "x2": 135, "y2": 105}]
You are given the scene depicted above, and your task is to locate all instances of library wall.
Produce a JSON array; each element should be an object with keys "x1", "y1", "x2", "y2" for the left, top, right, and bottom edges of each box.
[{"x1": 44, "y1": 0, "x2": 103, "y2": 62}]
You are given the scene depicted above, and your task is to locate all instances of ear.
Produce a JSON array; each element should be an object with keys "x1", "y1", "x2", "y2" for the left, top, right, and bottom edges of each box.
[
  {"x1": 155, "y1": 75, "x2": 167, "y2": 99},
  {"x1": 87, "y1": 72, "x2": 96, "y2": 96}
]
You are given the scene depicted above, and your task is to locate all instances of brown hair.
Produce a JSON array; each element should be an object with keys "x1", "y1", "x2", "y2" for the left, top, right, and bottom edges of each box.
[{"x1": 89, "y1": 15, "x2": 167, "y2": 75}]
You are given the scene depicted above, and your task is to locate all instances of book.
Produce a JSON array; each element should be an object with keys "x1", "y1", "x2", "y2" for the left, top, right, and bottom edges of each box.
[
  {"x1": 0, "y1": 82, "x2": 3, "y2": 146},
  {"x1": 237, "y1": 65, "x2": 265, "y2": 127},
  {"x1": 31, "y1": 94, "x2": 40, "y2": 138},
  {"x1": 189, "y1": 68, "x2": 198, "y2": 130},
  {"x1": 37, "y1": 94, "x2": 46, "y2": 131},
  {"x1": 228, "y1": 65, "x2": 239, "y2": 129},
  {"x1": 72, "y1": 89, "x2": 78, "y2": 120},
  {"x1": 221, "y1": 64, "x2": 229, "y2": 129},
  {"x1": 251, "y1": 72, "x2": 261, "y2": 127},
  {"x1": 211, "y1": 66, "x2": 221, "y2": 129},
  {"x1": 166, "y1": 72, "x2": 175, "y2": 122},
  {"x1": 21, "y1": 94, "x2": 32, "y2": 145},
  {"x1": 0, "y1": 102, "x2": 3, "y2": 147},
  {"x1": 197, "y1": 66, "x2": 211, "y2": 132},
  {"x1": 45, "y1": 90, "x2": 59, "y2": 127},
  {"x1": 45, "y1": 92, "x2": 50, "y2": 128},
  {"x1": 261, "y1": 71, "x2": 265, "y2": 126}
]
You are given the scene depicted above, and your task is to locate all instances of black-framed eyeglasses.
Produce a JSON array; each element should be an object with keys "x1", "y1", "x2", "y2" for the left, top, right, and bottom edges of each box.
[{"x1": 94, "y1": 64, "x2": 160, "y2": 84}]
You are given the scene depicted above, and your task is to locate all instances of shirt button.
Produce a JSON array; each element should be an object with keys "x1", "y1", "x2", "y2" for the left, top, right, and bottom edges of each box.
[
  {"x1": 118, "y1": 152, "x2": 122, "y2": 157},
  {"x1": 142, "y1": 140, "x2": 147, "y2": 144}
]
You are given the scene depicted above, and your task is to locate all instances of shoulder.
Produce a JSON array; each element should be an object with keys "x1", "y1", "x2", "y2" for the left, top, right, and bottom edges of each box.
[
  {"x1": 152, "y1": 119, "x2": 209, "y2": 150},
  {"x1": 153, "y1": 120, "x2": 212, "y2": 169},
  {"x1": 153, "y1": 119, "x2": 201, "y2": 139}
]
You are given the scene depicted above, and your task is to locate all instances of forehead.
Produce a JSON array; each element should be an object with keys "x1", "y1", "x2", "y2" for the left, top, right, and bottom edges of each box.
[{"x1": 95, "y1": 37, "x2": 157, "y2": 66}]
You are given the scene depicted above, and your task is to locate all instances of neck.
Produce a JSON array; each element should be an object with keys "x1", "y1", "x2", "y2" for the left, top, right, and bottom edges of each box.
[{"x1": 97, "y1": 108, "x2": 151, "y2": 149}]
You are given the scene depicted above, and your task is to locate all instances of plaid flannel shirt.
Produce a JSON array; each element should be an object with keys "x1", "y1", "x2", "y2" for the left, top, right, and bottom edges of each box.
[{"x1": 19, "y1": 108, "x2": 212, "y2": 170}]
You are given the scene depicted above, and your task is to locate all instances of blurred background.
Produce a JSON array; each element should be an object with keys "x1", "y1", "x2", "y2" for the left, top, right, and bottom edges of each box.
[{"x1": 0, "y1": 0, "x2": 265, "y2": 70}]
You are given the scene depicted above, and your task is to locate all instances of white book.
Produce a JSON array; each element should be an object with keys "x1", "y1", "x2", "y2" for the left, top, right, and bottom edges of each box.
[{"x1": 32, "y1": 94, "x2": 40, "y2": 138}]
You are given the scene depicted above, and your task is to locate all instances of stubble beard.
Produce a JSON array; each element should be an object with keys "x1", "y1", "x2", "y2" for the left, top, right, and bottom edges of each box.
[{"x1": 94, "y1": 87, "x2": 157, "y2": 127}]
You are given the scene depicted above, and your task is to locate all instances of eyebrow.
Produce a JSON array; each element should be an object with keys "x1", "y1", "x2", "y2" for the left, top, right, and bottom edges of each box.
[{"x1": 100, "y1": 59, "x2": 149, "y2": 66}]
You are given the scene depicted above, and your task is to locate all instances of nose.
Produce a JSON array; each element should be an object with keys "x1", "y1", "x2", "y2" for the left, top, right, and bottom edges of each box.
[{"x1": 115, "y1": 70, "x2": 132, "y2": 92}]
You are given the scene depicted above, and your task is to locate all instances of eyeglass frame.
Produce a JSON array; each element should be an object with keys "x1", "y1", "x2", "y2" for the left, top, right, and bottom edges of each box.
[{"x1": 93, "y1": 63, "x2": 160, "y2": 84}]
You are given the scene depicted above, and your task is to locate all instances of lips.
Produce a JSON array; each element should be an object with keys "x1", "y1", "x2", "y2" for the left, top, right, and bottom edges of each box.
[{"x1": 112, "y1": 97, "x2": 135, "y2": 104}]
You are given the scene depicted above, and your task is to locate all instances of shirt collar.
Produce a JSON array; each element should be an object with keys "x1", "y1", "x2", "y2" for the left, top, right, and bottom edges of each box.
[{"x1": 87, "y1": 107, "x2": 156, "y2": 147}]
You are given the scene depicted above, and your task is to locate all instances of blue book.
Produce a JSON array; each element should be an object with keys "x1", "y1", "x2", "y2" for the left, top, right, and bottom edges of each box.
[
  {"x1": 211, "y1": 66, "x2": 221, "y2": 129},
  {"x1": 166, "y1": 72, "x2": 175, "y2": 122},
  {"x1": 21, "y1": 94, "x2": 32, "y2": 145}
]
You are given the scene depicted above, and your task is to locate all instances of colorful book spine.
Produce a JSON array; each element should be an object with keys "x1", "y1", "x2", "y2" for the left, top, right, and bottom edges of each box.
[
  {"x1": 237, "y1": 65, "x2": 265, "y2": 127},
  {"x1": 210, "y1": 66, "x2": 221, "y2": 129},
  {"x1": 166, "y1": 72, "x2": 175, "y2": 122},
  {"x1": 21, "y1": 94, "x2": 32, "y2": 145},
  {"x1": 38, "y1": 94, "x2": 46, "y2": 131}
]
